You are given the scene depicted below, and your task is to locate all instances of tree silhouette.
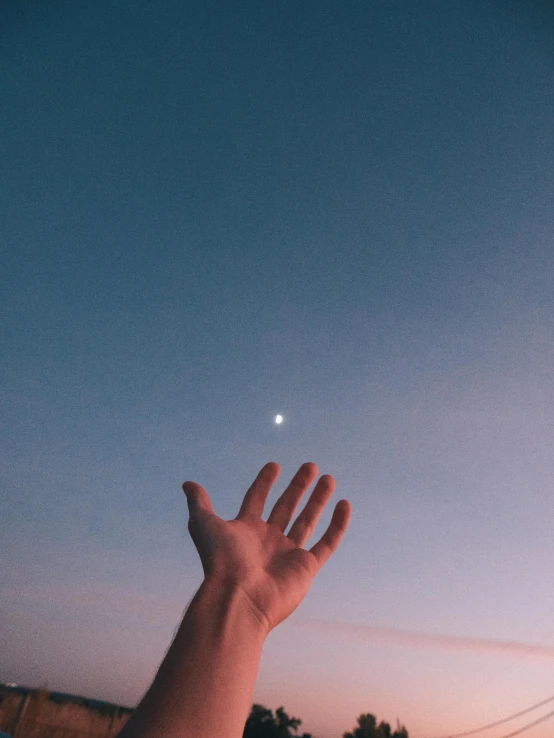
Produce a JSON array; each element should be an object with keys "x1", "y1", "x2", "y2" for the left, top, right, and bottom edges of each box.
[
  {"x1": 343, "y1": 713, "x2": 408, "y2": 738},
  {"x1": 243, "y1": 703, "x2": 312, "y2": 738},
  {"x1": 243, "y1": 704, "x2": 408, "y2": 738}
]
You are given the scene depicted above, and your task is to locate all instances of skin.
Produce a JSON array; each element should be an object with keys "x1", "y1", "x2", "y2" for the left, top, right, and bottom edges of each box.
[
  {"x1": 118, "y1": 461, "x2": 351, "y2": 738},
  {"x1": 183, "y1": 460, "x2": 352, "y2": 634}
]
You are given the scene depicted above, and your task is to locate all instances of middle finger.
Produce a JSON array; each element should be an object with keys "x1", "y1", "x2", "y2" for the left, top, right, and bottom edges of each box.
[{"x1": 266, "y1": 461, "x2": 319, "y2": 531}]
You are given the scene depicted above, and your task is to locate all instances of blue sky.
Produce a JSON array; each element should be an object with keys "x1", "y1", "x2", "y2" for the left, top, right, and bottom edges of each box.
[{"x1": 2, "y1": 2, "x2": 554, "y2": 737}]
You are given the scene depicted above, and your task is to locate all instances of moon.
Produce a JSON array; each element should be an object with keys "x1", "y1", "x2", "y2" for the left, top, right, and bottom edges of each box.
[{"x1": 274, "y1": 414, "x2": 283, "y2": 424}]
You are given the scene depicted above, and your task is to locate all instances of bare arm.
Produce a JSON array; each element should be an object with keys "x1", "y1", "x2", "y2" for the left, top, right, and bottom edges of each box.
[
  {"x1": 117, "y1": 577, "x2": 266, "y2": 738},
  {"x1": 117, "y1": 461, "x2": 352, "y2": 738}
]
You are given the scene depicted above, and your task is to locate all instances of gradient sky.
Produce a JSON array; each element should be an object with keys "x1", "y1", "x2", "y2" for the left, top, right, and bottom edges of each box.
[{"x1": 1, "y1": 2, "x2": 554, "y2": 737}]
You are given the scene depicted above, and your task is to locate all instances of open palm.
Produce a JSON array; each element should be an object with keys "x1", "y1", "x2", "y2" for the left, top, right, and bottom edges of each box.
[{"x1": 182, "y1": 462, "x2": 352, "y2": 634}]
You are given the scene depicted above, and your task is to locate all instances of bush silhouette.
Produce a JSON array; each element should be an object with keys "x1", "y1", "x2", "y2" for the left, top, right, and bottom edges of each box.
[
  {"x1": 343, "y1": 713, "x2": 408, "y2": 738},
  {"x1": 244, "y1": 704, "x2": 312, "y2": 738}
]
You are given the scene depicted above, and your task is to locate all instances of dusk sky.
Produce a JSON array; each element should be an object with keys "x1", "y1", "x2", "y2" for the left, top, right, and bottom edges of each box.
[{"x1": 2, "y1": 2, "x2": 554, "y2": 737}]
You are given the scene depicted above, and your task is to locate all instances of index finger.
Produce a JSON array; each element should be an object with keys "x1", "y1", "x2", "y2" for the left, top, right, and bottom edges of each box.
[{"x1": 236, "y1": 462, "x2": 281, "y2": 519}]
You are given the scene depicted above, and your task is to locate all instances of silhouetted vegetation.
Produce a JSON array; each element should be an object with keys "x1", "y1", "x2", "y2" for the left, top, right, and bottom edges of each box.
[
  {"x1": 244, "y1": 704, "x2": 312, "y2": 738},
  {"x1": 243, "y1": 705, "x2": 409, "y2": 738},
  {"x1": 343, "y1": 713, "x2": 408, "y2": 738}
]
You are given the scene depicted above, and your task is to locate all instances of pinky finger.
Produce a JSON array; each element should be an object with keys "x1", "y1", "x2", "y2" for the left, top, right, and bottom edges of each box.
[{"x1": 309, "y1": 499, "x2": 352, "y2": 571}]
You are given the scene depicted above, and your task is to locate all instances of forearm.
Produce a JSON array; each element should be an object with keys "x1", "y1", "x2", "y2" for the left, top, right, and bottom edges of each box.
[{"x1": 118, "y1": 577, "x2": 267, "y2": 738}]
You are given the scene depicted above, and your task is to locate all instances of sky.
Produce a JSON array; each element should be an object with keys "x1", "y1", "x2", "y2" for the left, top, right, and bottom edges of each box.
[{"x1": 1, "y1": 1, "x2": 554, "y2": 737}]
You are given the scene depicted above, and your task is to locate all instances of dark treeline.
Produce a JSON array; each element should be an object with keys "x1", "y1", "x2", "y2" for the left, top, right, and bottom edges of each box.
[{"x1": 244, "y1": 704, "x2": 409, "y2": 738}]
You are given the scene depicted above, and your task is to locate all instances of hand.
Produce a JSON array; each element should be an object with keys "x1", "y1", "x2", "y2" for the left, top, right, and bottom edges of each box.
[{"x1": 182, "y1": 461, "x2": 352, "y2": 635}]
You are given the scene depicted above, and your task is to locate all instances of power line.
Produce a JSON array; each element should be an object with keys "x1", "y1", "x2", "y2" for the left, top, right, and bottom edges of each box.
[
  {"x1": 494, "y1": 707, "x2": 554, "y2": 738},
  {"x1": 418, "y1": 693, "x2": 554, "y2": 738},
  {"x1": 440, "y1": 608, "x2": 554, "y2": 727}
]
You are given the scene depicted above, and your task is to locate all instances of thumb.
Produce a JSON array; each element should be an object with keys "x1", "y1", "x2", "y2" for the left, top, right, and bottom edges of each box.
[{"x1": 182, "y1": 481, "x2": 214, "y2": 517}]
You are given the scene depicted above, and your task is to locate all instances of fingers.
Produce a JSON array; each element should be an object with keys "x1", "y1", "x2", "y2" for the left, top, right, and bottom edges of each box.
[
  {"x1": 308, "y1": 499, "x2": 352, "y2": 571},
  {"x1": 237, "y1": 462, "x2": 281, "y2": 519},
  {"x1": 266, "y1": 462, "x2": 319, "y2": 531},
  {"x1": 235, "y1": 463, "x2": 352, "y2": 576},
  {"x1": 285, "y1": 472, "x2": 334, "y2": 545}
]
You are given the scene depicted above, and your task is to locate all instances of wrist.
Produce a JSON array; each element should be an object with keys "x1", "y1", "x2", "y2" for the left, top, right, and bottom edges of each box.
[{"x1": 200, "y1": 575, "x2": 270, "y2": 639}]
